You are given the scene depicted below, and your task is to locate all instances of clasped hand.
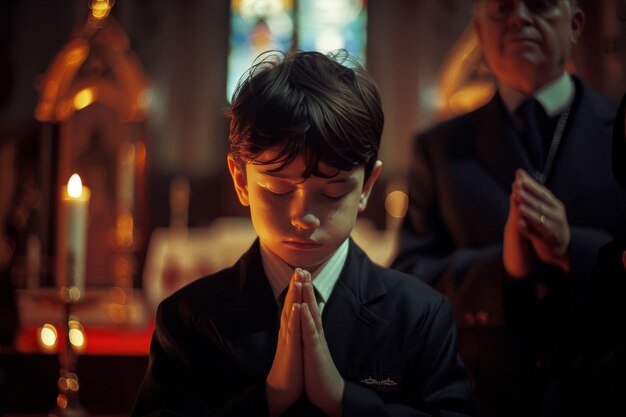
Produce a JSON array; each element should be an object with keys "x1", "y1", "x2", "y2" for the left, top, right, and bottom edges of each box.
[
  {"x1": 504, "y1": 169, "x2": 571, "y2": 277},
  {"x1": 266, "y1": 269, "x2": 344, "y2": 417}
]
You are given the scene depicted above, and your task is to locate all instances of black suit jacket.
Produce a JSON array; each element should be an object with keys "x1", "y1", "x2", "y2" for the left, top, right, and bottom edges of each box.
[
  {"x1": 391, "y1": 77, "x2": 626, "y2": 416},
  {"x1": 544, "y1": 93, "x2": 626, "y2": 416},
  {"x1": 542, "y1": 236, "x2": 626, "y2": 417},
  {"x1": 132, "y1": 239, "x2": 475, "y2": 417}
]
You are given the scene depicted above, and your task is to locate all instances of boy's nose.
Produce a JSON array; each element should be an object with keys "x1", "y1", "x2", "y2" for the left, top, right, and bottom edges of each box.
[
  {"x1": 291, "y1": 213, "x2": 321, "y2": 230},
  {"x1": 290, "y1": 192, "x2": 321, "y2": 230}
]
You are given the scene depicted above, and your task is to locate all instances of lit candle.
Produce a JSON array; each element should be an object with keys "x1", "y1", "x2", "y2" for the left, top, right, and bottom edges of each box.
[{"x1": 58, "y1": 174, "x2": 91, "y2": 297}]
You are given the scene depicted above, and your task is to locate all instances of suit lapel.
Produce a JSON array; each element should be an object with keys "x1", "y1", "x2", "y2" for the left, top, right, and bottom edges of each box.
[
  {"x1": 474, "y1": 94, "x2": 532, "y2": 191},
  {"x1": 547, "y1": 78, "x2": 615, "y2": 191},
  {"x1": 323, "y1": 240, "x2": 390, "y2": 375},
  {"x1": 216, "y1": 240, "x2": 280, "y2": 379}
]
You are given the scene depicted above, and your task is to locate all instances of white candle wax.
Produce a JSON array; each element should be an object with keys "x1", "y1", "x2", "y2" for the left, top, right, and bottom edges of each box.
[{"x1": 60, "y1": 174, "x2": 90, "y2": 295}]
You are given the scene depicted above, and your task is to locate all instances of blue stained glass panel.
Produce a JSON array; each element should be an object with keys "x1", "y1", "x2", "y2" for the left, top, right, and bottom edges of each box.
[
  {"x1": 227, "y1": 0, "x2": 295, "y2": 101},
  {"x1": 297, "y1": 0, "x2": 367, "y2": 66},
  {"x1": 227, "y1": 0, "x2": 367, "y2": 100}
]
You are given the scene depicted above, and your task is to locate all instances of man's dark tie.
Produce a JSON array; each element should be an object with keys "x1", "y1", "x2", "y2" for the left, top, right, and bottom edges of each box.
[{"x1": 516, "y1": 99, "x2": 548, "y2": 171}]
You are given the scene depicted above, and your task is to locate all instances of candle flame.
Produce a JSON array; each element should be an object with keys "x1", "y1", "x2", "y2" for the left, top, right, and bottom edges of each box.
[{"x1": 67, "y1": 174, "x2": 83, "y2": 198}]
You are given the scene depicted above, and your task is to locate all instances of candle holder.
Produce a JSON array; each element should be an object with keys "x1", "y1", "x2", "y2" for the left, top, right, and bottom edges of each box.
[{"x1": 41, "y1": 286, "x2": 95, "y2": 417}]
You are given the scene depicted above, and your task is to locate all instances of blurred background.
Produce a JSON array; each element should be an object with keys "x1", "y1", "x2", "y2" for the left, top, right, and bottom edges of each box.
[{"x1": 0, "y1": 0, "x2": 624, "y2": 415}]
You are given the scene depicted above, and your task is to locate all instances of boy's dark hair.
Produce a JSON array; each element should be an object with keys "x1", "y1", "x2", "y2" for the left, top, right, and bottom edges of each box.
[{"x1": 228, "y1": 50, "x2": 384, "y2": 180}]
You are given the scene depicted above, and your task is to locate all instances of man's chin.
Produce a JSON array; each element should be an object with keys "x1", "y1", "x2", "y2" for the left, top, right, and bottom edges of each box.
[
  {"x1": 499, "y1": 55, "x2": 548, "y2": 80},
  {"x1": 506, "y1": 49, "x2": 544, "y2": 64}
]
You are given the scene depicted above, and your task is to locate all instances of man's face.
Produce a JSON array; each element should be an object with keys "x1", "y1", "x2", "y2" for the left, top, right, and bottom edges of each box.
[
  {"x1": 228, "y1": 149, "x2": 381, "y2": 271},
  {"x1": 474, "y1": 0, "x2": 584, "y2": 93}
]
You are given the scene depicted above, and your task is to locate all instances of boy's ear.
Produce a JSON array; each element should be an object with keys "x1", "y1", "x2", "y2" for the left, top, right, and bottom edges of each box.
[
  {"x1": 358, "y1": 160, "x2": 383, "y2": 212},
  {"x1": 227, "y1": 155, "x2": 250, "y2": 207}
]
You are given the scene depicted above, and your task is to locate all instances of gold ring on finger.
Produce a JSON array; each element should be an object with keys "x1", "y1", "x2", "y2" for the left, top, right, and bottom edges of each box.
[{"x1": 540, "y1": 214, "x2": 546, "y2": 225}]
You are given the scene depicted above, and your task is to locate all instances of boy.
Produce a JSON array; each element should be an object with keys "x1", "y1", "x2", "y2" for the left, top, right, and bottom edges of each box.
[{"x1": 132, "y1": 50, "x2": 475, "y2": 416}]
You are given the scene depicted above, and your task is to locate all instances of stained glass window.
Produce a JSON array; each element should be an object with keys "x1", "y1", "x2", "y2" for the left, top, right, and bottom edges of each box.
[
  {"x1": 297, "y1": 0, "x2": 367, "y2": 64},
  {"x1": 227, "y1": 0, "x2": 367, "y2": 101}
]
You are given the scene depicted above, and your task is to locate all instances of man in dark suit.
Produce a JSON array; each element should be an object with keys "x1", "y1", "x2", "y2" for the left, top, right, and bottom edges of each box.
[
  {"x1": 542, "y1": 94, "x2": 626, "y2": 416},
  {"x1": 132, "y1": 50, "x2": 475, "y2": 416},
  {"x1": 391, "y1": 1, "x2": 626, "y2": 416}
]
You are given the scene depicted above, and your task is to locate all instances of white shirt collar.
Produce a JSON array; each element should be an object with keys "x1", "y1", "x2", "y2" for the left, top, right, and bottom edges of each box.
[
  {"x1": 260, "y1": 238, "x2": 349, "y2": 313},
  {"x1": 499, "y1": 72, "x2": 575, "y2": 118}
]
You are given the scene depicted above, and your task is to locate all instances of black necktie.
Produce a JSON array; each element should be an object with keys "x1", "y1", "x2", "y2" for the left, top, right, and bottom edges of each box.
[{"x1": 516, "y1": 99, "x2": 547, "y2": 171}]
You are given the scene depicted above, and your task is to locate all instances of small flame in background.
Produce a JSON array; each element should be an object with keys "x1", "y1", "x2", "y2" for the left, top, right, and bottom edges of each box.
[{"x1": 67, "y1": 174, "x2": 83, "y2": 198}]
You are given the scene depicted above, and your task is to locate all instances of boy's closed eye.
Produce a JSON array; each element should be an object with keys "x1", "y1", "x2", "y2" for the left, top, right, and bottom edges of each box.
[
  {"x1": 260, "y1": 181, "x2": 356, "y2": 201},
  {"x1": 321, "y1": 185, "x2": 354, "y2": 200},
  {"x1": 263, "y1": 182, "x2": 295, "y2": 196}
]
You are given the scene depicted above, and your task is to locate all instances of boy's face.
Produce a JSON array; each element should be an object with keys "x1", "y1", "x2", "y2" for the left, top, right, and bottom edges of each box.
[{"x1": 228, "y1": 148, "x2": 382, "y2": 271}]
